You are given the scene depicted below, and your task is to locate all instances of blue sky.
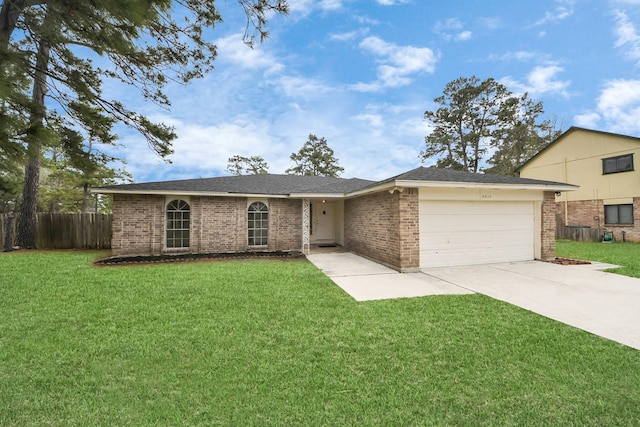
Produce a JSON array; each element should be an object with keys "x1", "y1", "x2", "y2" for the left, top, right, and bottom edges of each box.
[{"x1": 109, "y1": 0, "x2": 640, "y2": 183}]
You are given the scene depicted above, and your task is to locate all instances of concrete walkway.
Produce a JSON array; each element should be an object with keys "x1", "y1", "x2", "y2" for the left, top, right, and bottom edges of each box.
[
  {"x1": 306, "y1": 252, "x2": 474, "y2": 301},
  {"x1": 306, "y1": 252, "x2": 640, "y2": 350}
]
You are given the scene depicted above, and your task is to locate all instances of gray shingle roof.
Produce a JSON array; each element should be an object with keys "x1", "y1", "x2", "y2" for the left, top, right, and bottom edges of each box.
[
  {"x1": 98, "y1": 174, "x2": 376, "y2": 195},
  {"x1": 378, "y1": 166, "x2": 572, "y2": 187},
  {"x1": 97, "y1": 167, "x2": 575, "y2": 196}
]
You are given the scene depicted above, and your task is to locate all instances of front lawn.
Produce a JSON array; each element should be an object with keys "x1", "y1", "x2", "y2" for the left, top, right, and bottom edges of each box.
[
  {"x1": 556, "y1": 239, "x2": 640, "y2": 278},
  {"x1": 1, "y1": 251, "x2": 639, "y2": 426}
]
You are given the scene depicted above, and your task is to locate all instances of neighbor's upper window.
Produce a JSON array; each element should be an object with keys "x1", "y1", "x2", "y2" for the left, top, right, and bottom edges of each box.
[
  {"x1": 604, "y1": 204, "x2": 634, "y2": 225},
  {"x1": 602, "y1": 154, "x2": 633, "y2": 174},
  {"x1": 166, "y1": 199, "x2": 190, "y2": 248},
  {"x1": 248, "y1": 201, "x2": 269, "y2": 246}
]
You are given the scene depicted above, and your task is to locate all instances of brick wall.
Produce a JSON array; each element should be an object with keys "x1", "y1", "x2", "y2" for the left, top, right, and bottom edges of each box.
[
  {"x1": 267, "y1": 198, "x2": 302, "y2": 251},
  {"x1": 557, "y1": 199, "x2": 601, "y2": 228},
  {"x1": 190, "y1": 196, "x2": 246, "y2": 252},
  {"x1": 344, "y1": 188, "x2": 419, "y2": 271},
  {"x1": 541, "y1": 191, "x2": 556, "y2": 261},
  {"x1": 112, "y1": 195, "x2": 303, "y2": 256},
  {"x1": 556, "y1": 197, "x2": 640, "y2": 242},
  {"x1": 112, "y1": 194, "x2": 164, "y2": 255},
  {"x1": 398, "y1": 188, "x2": 420, "y2": 270}
]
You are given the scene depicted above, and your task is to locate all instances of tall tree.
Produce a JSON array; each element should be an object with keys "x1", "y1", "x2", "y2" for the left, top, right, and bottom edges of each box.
[
  {"x1": 39, "y1": 144, "x2": 131, "y2": 213},
  {"x1": 0, "y1": 0, "x2": 288, "y2": 248},
  {"x1": 420, "y1": 76, "x2": 552, "y2": 175},
  {"x1": 226, "y1": 155, "x2": 269, "y2": 175},
  {"x1": 484, "y1": 111, "x2": 562, "y2": 176},
  {"x1": 285, "y1": 134, "x2": 344, "y2": 177}
]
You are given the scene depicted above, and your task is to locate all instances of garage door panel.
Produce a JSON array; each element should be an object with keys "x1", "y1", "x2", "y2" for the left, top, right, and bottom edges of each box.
[
  {"x1": 421, "y1": 230, "x2": 534, "y2": 249},
  {"x1": 422, "y1": 214, "x2": 531, "y2": 232},
  {"x1": 421, "y1": 201, "x2": 533, "y2": 215},
  {"x1": 422, "y1": 245, "x2": 533, "y2": 267},
  {"x1": 420, "y1": 200, "x2": 535, "y2": 268}
]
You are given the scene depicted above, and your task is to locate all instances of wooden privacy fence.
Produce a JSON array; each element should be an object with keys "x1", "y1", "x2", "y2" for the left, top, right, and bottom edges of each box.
[
  {"x1": 1, "y1": 213, "x2": 112, "y2": 249},
  {"x1": 556, "y1": 226, "x2": 604, "y2": 242}
]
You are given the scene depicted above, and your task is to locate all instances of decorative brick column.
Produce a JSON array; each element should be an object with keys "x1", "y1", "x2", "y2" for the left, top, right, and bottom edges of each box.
[
  {"x1": 397, "y1": 188, "x2": 420, "y2": 271},
  {"x1": 541, "y1": 191, "x2": 557, "y2": 261}
]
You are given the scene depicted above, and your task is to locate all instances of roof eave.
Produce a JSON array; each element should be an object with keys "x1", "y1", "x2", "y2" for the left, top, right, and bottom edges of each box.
[
  {"x1": 394, "y1": 179, "x2": 578, "y2": 192},
  {"x1": 288, "y1": 192, "x2": 346, "y2": 199},
  {"x1": 346, "y1": 180, "x2": 577, "y2": 197},
  {"x1": 91, "y1": 188, "x2": 290, "y2": 198}
]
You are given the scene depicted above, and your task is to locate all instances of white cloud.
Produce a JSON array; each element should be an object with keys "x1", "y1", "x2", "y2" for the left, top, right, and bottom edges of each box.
[
  {"x1": 434, "y1": 18, "x2": 473, "y2": 41},
  {"x1": 352, "y1": 36, "x2": 439, "y2": 92},
  {"x1": 597, "y1": 79, "x2": 640, "y2": 131},
  {"x1": 532, "y1": 0, "x2": 574, "y2": 26},
  {"x1": 574, "y1": 79, "x2": 640, "y2": 134},
  {"x1": 376, "y1": 0, "x2": 410, "y2": 4},
  {"x1": 435, "y1": 17, "x2": 463, "y2": 31},
  {"x1": 354, "y1": 15, "x2": 380, "y2": 25},
  {"x1": 501, "y1": 64, "x2": 571, "y2": 97},
  {"x1": 492, "y1": 50, "x2": 539, "y2": 62},
  {"x1": 288, "y1": 0, "x2": 343, "y2": 15},
  {"x1": 216, "y1": 33, "x2": 283, "y2": 74},
  {"x1": 612, "y1": 10, "x2": 640, "y2": 65},
  {"x1": 273, "y1": 75, "x2": 336, "y2": 99},
  {"x1": 319, "y1": 0, "x2": 343, "y2": 10},
  {"x1": 574, "y1": 111, "x2": 601, "y2": 128},
  {"x1": 330, "y1": 28, "x2": 369, "y2": 42},
  {"x1": 455, "y1": 30, "x2": 472, "y2": 41},
  {"x1": 479, "y1": 17, "x2": 502, "y2": 30}
]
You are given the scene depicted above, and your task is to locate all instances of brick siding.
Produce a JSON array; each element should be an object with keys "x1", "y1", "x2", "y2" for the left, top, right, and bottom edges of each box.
[
  {"x1": 266, "y1": 198, "x2": 303, "y2": 251},
  {"x1": 557, "y1": 197, "x2": 640, "y2": 242},
  {"x1": 111, "y1": 195, "x2": 303, "y2": 256},
  {"x1": 112, "y1": 194, "x2": 165, "y2": 255},
  {"x1": 541, "y1": 191, "x2": 556, "y2": 261},
  {"x1": 344, "y1": 188, "x2": 419, "y2": 272}
]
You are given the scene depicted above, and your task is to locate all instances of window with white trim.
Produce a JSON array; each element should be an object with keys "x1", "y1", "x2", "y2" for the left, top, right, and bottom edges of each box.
[
  {"x1": 604, "y1": 204, "x2": 633, "y2": 225},
  {"x1": 248, "y1": 201, "x2": 268, "y2": 246},
  {"x1": 166, "y1": 199, "x2": 190, "y2": 248}
]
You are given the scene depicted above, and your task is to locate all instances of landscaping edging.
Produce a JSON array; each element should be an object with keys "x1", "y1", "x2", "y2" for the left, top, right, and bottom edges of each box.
[
  {"x1": 95, "y1": 250, "x2": 305, "y2": 266},
  {"x1": 549, "y1": 257, "x2": 591, "y2": 265}
]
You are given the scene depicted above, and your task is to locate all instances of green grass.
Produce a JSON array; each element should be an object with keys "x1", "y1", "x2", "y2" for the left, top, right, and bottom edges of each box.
[
  {"x1": 1, "y1": 251, "x2": 639, "y2": 426},
  {"x1": 556, "y1": 239, "x2": 640, "y2": 278}
]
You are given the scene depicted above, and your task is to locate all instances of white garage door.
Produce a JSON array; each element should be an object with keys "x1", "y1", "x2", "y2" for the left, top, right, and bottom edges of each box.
[{"x1": 420, "y1": 200, "x2": 535, "y2": 268}]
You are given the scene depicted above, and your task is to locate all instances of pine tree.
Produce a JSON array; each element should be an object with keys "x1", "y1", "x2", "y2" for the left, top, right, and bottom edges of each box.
[
  {"x1": 420, "y1": 76, "x2": 555, "y2": 175},
  {"x1": 0, "y1": 0, "x2": 288, "y2": 247},
  {"x1": 285, "y1": 134, "x2": 344, "y2": 177},
  {"x1": 226, "y1": 155, "x2": 269, "y2": 175}
]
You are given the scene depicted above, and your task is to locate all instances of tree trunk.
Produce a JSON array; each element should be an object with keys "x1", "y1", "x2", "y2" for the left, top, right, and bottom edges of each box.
[
  {"x1": 16, "y1": 155, "x2": 40, "y2": 247},
  {"x1": 0, "y1": 0, "x2": 25, "y2": 48},
  {"x1": 15, "y1": 10, "x2": 50, "y2": 249}
]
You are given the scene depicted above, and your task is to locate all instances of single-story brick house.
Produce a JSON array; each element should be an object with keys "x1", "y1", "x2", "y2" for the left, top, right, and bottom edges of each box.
[{"x1": 95, "y1": 167, "x2": 576, "y2": 271}]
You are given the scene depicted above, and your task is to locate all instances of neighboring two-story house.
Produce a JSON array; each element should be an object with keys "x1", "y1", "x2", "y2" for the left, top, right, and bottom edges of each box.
[{"x1": 518, "y1": 127, "x2": 640, "y2": 242}]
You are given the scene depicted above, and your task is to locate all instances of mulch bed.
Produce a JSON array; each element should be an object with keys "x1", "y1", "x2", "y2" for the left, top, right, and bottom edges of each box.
[
  {"x1": 548, "y1": 257, "x2": 591, "y2": 265},
  {"x1": 94, "y1": 250, "x2": 305, "y2": 266}
]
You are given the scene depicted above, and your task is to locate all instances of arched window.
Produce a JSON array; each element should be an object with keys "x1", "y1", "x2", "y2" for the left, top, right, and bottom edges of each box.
[
  {"x1": 166, "y1": 199, "x2": 190, "y2": 248},
  {"x1": 248, "y1": 201, "x2": 268, "y2": 246}
]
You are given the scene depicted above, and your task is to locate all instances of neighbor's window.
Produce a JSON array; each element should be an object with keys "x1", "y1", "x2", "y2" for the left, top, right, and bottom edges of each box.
[
  {"x1": 248, "y1": 201, "x2": 268, "y2": 246},
  {"x1": 604, "y1": 204, "x2": 634, "y2": 225},
  {"x1": 166, "y1": 199, "x2": 190, "y2": 248},
  {"x1": 602, "y1": 154, "x2": 633, "y2": 174}
]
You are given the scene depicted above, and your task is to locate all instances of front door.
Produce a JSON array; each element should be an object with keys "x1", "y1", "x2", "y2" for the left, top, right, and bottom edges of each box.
[{"x1": 315, "y1": 203, "x2": 334, "y2": 241}]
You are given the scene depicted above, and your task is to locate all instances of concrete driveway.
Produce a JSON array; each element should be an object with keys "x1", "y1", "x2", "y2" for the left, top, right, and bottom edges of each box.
[{"x1": 307, "y1": 252, "x2": 640, "y2": 350}]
